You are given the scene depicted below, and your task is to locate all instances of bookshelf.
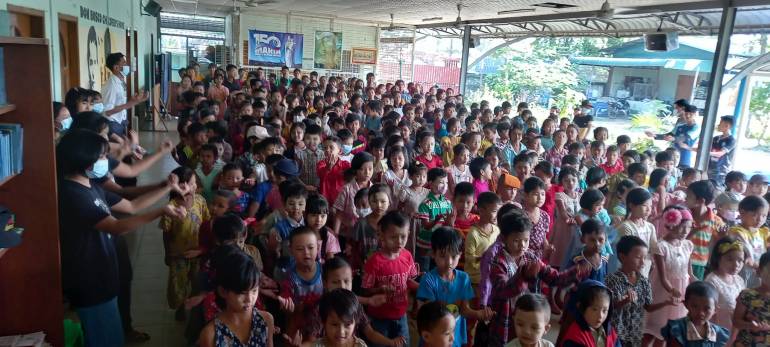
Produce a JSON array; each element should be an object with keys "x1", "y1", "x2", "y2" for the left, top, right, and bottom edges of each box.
[{"x1": 0, "y1": 37, "x2": 62, "y2": 345}]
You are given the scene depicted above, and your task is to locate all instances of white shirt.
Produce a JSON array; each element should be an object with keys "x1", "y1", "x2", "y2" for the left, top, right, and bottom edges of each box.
[{"x1": 102, "y1": 74, "x2": 127, "y2": 123}]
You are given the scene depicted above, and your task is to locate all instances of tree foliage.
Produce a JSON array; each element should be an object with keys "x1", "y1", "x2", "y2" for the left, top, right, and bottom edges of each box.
[{"x1": 748, "y1": 82, "x2": 770, "y2": 146}]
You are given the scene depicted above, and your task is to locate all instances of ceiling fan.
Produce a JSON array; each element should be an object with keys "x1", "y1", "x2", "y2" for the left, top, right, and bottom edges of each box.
[
  {"x1": 383, "y1": 13, "x2": 411, "y2": 31},
  {"x1": 595, "y1": 0, "x2": 643, "y2": 19},
  {"x1": 236, "y1": 0, "x2": 277, "y2": 8}
]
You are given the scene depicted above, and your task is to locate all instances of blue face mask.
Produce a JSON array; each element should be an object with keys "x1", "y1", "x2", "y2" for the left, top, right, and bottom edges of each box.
[
  {"x1": 341, "y1": 144, "x2": 353, "y2": 155},
  {"x1": 86, "y1": 158, "x2": 110, "y2": 179},
  {"x1": 93, "y1": 103, "x2": 104, "y2": 113},
  {"x1": 59, "y1": 117, "x2": 72, "y2": 131},
  {"x1": 121, "y1": 65, "x2": 130, "y2": 76}
]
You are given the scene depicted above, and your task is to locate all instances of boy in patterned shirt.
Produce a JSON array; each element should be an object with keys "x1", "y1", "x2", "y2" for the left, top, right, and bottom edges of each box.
[{"x1": 416, "y1": 168, "x2": 453, "y2": 272}]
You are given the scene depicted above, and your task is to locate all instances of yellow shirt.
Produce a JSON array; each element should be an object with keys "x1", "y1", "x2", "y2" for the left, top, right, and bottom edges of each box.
[
  {"x1": 159, "y1": 194, "x2": 210, "y2": 256},
  {"x1": 479, "y1": 139, "x2": 493, "y2": 156},
  {"x1": 729, "y1": 225, "x2": 770, "y2": 261},
  {"x1": 440, "y1": 135, "x2": 461, "y2": 167},
  {"x1": 464, "y1": 224, "x2": 500, "y2": 283}
]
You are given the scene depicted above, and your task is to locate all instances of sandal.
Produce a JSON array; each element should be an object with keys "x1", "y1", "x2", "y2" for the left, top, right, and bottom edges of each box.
[{"x1": 125, "y1": 329, "x2": 151, "y2": 343}]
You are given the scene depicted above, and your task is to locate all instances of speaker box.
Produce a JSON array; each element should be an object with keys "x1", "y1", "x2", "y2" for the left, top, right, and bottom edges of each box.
[
  {"x1": 644, "y1": 32, "x2": 679, "y2": 52},
  {"x1": 144, "y1": 0, "x2": 162, "y2": 17}
]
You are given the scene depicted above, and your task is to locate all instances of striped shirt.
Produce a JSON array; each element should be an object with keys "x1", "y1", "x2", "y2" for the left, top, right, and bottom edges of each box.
[
  {"x1": 416, "y1": 193, "x2": 452, "y2": 249},
  {"x1": 689, "y1": 208, "x2": 725, "y2": 267},
  {"x1": 296, "y1": 147, "x2": 324, "y2": 187}
]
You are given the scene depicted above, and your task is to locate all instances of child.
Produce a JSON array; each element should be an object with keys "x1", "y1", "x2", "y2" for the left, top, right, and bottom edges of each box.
[
  {"x1": 540, "y1": 118, "x2": 556, "y2": 152},
  {"x1": 418, "y1": 301, "x2": 457, "y2": 347},
  {"x1": 351, "y1": 183, "x2": 391, "y2": 270},
  {"x1": 161, "y1": 166, "x2": 210, "y2": 320},
  {"x1": 617, "y1": 135, "x2": 631, "y2": 156},
  {"x1": 450, "y1": 182, "x2": 480, "y2": 242},
  {"x1": 441, "y1": 118, "x2": 463, "y2": 166},
  {"x1": 686, "y1": 180, "x2": 726, "y2": 280},
  {"x1": 507, "y1": 294, "x2": 556, "y2": 347},
  {"x1": 747, "y1": 174, "x2": 769, "y2": 197},
  {"x1": 551, "y1": 167, "x2": 581, "y2": 267},
  {"x1": 609, "y1": 179, "x2": 636, "y2": 225},
  {"x1": 314, "y1": 289, "x2": 368, "y2": 347},
  {"x1": 708, "y1": 115, "x2": 736, "y2": 189},
  {"x1": 599, "y1": 145, "x2": 624, "y2": 176},
  {"x1": 470, "y1": 157, "x2": 493, "y2": 200},
  {"x1": 369, "y1": 137, "x2": 388, "y2": 176},
  {"x1": 733, "y1": 251, "x2": 770, "y2": 346},
  {"x1": 278, "y1": 227, "x2": 323, "y2": 342},
  {"x1": 305, "y1": 194, "x2": 341, "y2": 263},
  {"x1": 563, "y1": 189, "x2": 613, "y2": 271},
  {"x1": 522, "y1": 177, "x2": 552, "y2": 260},
  {"x1": 361, "y1": 211, "x2": 419, "y2": 345},
  {"x1": 502, "y1": 124, "x2": 526, "y2": 170},
  {"x1": 661, "y1": 281, "x2": 730, "y2": 347},
  {"x1": 606, "y1": 235, "x2": 675, "y2": 347},
  {"x1": 265, "y1": 180, "x2": 307, "y2": 268},
  {"x1": 705, "y1": 236, "x2": 747, "y2": 332},
  {"x1": 417, "y1": 168, "x2": 453, "y2": 271},
  {"x1": 198, "y1": 190, "x2": 237, "y2": 256},
  {"x1": 714, "y1": 171, "x2": 747, "y2": 226},
  {"x1": 333, "y1": 152, "x2": 374, "y2": 239},
  {"x1": 545, "y1": 129, "x2": 568, "y2": 172},
  {"x1": 378, "y1": 145, "x2": 411, "y2": 206},
  {"x1": 616, "y1": 188, "x2": 658, "y2": 278},
  {"x1": 296, "y1": 123, "x2": 325, "y2": 188},
  {"x1": 317, "y1": 136, "x2": 352, "y2": 205},
  {"x1": 447, "y1": 144, "x2": 473, "y2": 197},
  {"x1": 417, "y1": 227, "x2": 495, "y2": 347},
  {"x1": 220, "y1": 163, "x2": 251, "y2": 216},
  {"x1": 488, "y1": 210, "x2": 588, "y2": 347},
  {"x1": 557, "y1": 280, "x2": 619, "y2": 347},
  {"x1": 465, "y1": 192, "x2": 502, "y2": 291},
  {"x1": 497, "y1": 173, "x2": 521, "y2": 206},
  {"x1": 566, "y1": 219, "x2": 609, "y2": 282},
  {"x1": 199, "y1": 249, "x2": 274, "y2": 347},
  {"x1": 645, "y1": 205, "x2": 694, "y2": 345},
  {"x1": 480, "y1": 122, "x2": 497, "y2": 155},
  {"x1": 649, "y1": 168, "x2": 677, "y2": 237},
  {"x1": 196, "y1": 144, "x2": 224, "y2": 203},
  {"x1": 399, "y1": 163, "x2": 430, "y2": 255},
  {"x1": 729, "y1": 195, "x2": 769, "y2": 288},
  {"x1": 416, "y1": 130, "x2": 443, "y2": 169}
]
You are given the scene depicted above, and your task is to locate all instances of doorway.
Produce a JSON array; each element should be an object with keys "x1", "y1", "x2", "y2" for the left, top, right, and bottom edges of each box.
[
  {"x1": 675, "y1": 74, "x2": 695, "y2": 101},
  {"x1": 58, "y1": 14, "x2": 79, "y2": 93},
  {"x1": 7, "y1": 5, "x2": 43, "y2": 38}
]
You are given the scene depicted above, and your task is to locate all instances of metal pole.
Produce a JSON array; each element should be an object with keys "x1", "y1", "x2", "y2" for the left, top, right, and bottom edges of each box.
[
  {"x1": 695, "y1": 6, "x2": 736, "y2": 171},
  {"x1": 459, "y1": 25, "x2": 471, "y2": 96}
]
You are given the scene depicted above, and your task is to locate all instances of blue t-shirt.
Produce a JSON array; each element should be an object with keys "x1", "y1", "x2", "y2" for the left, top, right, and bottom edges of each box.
[
  {"x1": 672, "y1": 122, "x2": 700, "y2": 168},
  {"x1": 416, "y1": 269, "x2": 474, "y2": 347}
]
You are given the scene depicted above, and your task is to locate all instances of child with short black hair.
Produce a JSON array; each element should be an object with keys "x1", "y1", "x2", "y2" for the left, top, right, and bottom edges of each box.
[
  {"x1": 417, "y1": 168, "x2": 453, "y2": 271},
  {"x1": 607, "y1": 235, "x2": 676, "y2": 347},
  {"x1": 557, "y1": 280, "x2": 619, "y2": 347},
  {"x1": 447, "y1": 143, "x2": 473, "y2": 197},
  {"x1": 686, "y1": 180, "x2": 727, "y2": 280},
  {"x1": 729, "y1": 195, "x2": 769, "y2": 288},
  {"x1": 417, "y1": 227, "x2": 495, "y2": 347},
  {"x1": 509, "y1": 293, "x2": 555, "y2": 347},
  {"x1": 617, "y1": 187, "x2": 657, "y2": 277},
  {"x1": 418, "y1": 301, "x2": 456, "y2": 347},
  {"x1": 196, "y1": 143, "x2": 224, "y2": 202},
  {"x1": 566, "y1": 219, "x2": 609, "y2": 282},
  {"x1": 296, "y1": 123, "x2": 325, "y2": 188},
  {"x1": 351, "y1": 183, "x2": 391, "y2": 270},
  {"x1": 416, "y1": 130, "x2": 443, "y2": 169},
  {"x1": 488, "y1": 210, "x2": 588, "y2": 347},
  {"x1": 305, "y1": 194, "x2": 340, "y2": 263},
  {"x1": 715, "y1": 171, "x2": 747, "y2": 225},
  {"x1": 617, "y1": 134, "x2": 632, "y2": 155},
  {"x1": 314, "y1": 289, "x2": 368, "y2": 347},
  {"x1": 450, "y1": 182, "x2": 480, "y2": 244},
  {"x1": 333, "y1": 151, "x2": 375, "y2": 240},
  {"x1": 747, "y1": 174, "x2": 769, "y2": 197},
  {"x1": 266, "y1": 180, "x2": 307, "y2": 271},
  {"x1": 362, "y1": 211, "x2": 419, "y2": 345},
  {"x1": 599, "y1": 144, "x2": 623, "y2": 176},
  {"x1": 661, "y1": 281, "x2": 729, "y2": 347},
  {"x1": 470, "y1": 157, "x2": 492, "y2": 200},
  {"x1": 709, "y1": 115, "x2": 736, "y2": 189},
  {"x1": 278, "y1": 227, "x2": 322, "y2": 342}
]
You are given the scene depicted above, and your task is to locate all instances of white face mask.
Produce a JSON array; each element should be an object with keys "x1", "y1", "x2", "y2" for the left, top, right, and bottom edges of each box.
[
  {"x1": 356, "y1": 208, "x2": 372, "y2": 218},
  {"x1": 121, "y1": 65, "x2": 130, "y2": 76},
  {"x1": 93, "y1": 103, "x2": 104, "y2": 113}
]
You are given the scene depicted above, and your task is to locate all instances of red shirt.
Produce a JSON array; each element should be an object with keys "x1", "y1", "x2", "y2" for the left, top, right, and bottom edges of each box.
[
  {"x1": 317, "y1": 158, "x2": 351, "y2": 204},
  {"x1": 542, "y1": 185, "x2": 558, "y2": 236},
  {"x1": 415, "y1": 154, "x2": 444, "y2": 170},
  {"x1": 361, "y1": 250, "x2": 418, "y2": 320},
  {"x1": 599, "y1": 159, "x2": 625, "y2": 176}
]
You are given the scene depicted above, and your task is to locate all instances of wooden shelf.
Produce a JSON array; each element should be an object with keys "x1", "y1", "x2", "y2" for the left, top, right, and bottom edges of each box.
[
  {"x1": 0, "y1": 104, "x2": 16, "y2": 116},
  {"x1": 0, "y1": 37, "x2": 48, "y2": 45},
  {"x1": 0, "y1": 173, "x2": 18, "y2": 188}
]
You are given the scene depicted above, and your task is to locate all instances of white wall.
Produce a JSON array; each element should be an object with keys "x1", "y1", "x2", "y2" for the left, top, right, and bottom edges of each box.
[
  {"x1": 0, "y1": 0, "x2": 158, "y2": 100},
  {"x1": 238, "y1": 12, "x2": 378, "y2": 71}
]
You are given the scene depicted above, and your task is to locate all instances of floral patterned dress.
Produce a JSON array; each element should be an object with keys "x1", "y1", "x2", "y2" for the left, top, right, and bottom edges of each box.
[
  {"x1": 214, "y1": 307, "x2": 268, "y2": 347},
  {"x1": 736, "y1": 288, "x2": 770, "y2": 346},
  {"x1": 528, "y1": 209, "x2": 550, "y2": 261}
]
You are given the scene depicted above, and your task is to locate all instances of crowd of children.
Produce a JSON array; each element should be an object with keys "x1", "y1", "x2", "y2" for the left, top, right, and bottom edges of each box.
[{"x1": 56, "y1": 64, "x2": 770, "y2": 347}]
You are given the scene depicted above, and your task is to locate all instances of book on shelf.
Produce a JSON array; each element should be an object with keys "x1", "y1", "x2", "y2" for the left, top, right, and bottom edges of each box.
[{"x1": 0, "y1": 123, "x2": 22, "y2": 181}]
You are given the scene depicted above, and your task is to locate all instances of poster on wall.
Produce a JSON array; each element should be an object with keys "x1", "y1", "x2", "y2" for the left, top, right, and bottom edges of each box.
[
  {"x1": 78, "y1": 6, "x2": 127, "y2": 92},
  {"x1": 247, "y1": 30, "x2": 303, "y2": 68},
  {"x1": 314, "y1": 31, "x2": 342, "y2": 70},
  {"x1": 351, "y1": 48, "x2": 377, "y2": 65}
]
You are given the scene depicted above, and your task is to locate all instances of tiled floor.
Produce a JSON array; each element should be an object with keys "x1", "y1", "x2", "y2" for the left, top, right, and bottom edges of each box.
[
  {"x1": 124, "y1": 129, "x2": 562, "y2": 347},
  {"x1": 125, "y1": 130, "x2": 187, "y2": 347}
]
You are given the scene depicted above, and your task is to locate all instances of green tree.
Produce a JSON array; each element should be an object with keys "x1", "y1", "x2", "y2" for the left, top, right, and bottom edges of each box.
[{"x1": 748, "y1": 82, "x2": 770, "y2": 146}]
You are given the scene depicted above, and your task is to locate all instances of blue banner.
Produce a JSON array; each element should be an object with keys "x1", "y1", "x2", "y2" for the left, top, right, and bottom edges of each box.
[{"x1": 248, "y1": 30, "x2": 303, "y2": 68}]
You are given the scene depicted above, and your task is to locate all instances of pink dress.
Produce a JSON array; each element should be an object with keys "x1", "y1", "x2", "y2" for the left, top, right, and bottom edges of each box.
[
  {"x1": 644, "y1": 239, "x2": 693, "y2": 339},
  {"x1": 705, "y1": 272, "x2": 745, "y2": 331},
  {"x1": 549, "y1": 191, "x2": 580, "y2": 267}
]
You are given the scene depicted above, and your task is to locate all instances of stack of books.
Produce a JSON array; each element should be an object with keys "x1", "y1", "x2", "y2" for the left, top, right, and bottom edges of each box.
[{"x1": 0, "y1": 123, "x2": 22, "y2": 180}]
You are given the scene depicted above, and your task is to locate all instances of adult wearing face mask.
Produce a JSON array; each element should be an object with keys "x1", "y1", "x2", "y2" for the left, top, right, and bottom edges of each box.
[
  {"x1": 102, "y1": 52, "x2": 148, "y2": 137},
  {"x1": 53, "y1": 101, "x2": 72, "y2": 139},
  {"x1": 56, "y1": 129, "x2": 187, "y2": 347}
]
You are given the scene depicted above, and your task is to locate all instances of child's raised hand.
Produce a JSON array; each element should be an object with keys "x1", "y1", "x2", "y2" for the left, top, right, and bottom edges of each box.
[
  {"x1": 164, "y1": 204, "x2": 187, "y2": 219},
  {"x1": 158, "y1": 139, "x2": 174, "y2": 154},
  {"x1": 278, "y1": 296, "x2": 295, "y2": 312},
  {"x1": 389, "y1": 336, "x2": 407, "y2": 347},
  {"x1": 522, "y1": 261, "x2": 542, "y2": 279},
  {"x1": 480, "y1": 307, "x2": 495, "y2": 322},
  {"x1": 281, "y1": 331, "x2": 302, "y2": 347}
]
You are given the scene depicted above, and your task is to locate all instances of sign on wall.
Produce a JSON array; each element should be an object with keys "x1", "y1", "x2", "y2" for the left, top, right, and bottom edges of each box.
[
  {"x1": 351, "y1": 48, "x2": 377, "y2": 65},
  {"x1": 247, "y1": 30, "x2": 303, "y2": 68},
  {"x1": 78, "y1": 6, "x2": 127, "y2": 91},
  {"x1": 314, "y1": 31, "x2": 342, "y2": 70}
]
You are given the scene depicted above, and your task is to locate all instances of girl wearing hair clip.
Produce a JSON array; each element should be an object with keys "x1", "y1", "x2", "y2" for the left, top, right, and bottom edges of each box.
[
  {"x1": 644, "y1": 205, "x2": 695, "y2": 346},
  {"x1": 705, "y1": 236, "x2": 747, "y2": 334}
]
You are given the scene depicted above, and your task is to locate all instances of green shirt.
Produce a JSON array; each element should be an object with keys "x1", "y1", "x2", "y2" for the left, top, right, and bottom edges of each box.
[{"x1": 416, "y1": 192, "x2": 452, "y2": 249}]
